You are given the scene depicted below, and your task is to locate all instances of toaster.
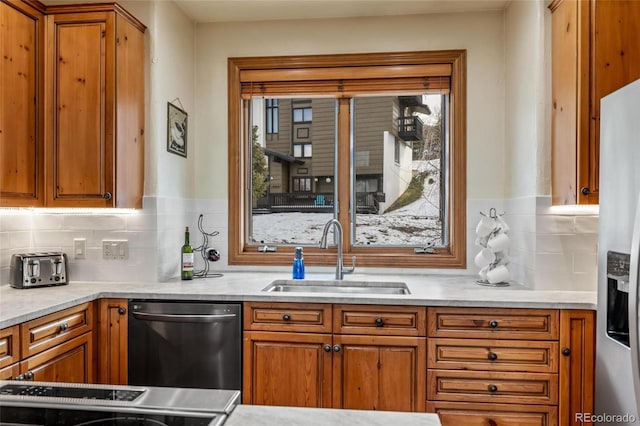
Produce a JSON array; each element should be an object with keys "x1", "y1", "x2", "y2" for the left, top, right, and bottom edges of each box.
[{"x1": 9, "y1": 252, "x2": 69, "y2": 289}]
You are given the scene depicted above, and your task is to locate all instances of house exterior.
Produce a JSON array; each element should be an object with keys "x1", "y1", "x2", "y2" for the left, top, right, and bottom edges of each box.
[{"x1": 253, "y1": 96, "x2": 427, "y2": 213}]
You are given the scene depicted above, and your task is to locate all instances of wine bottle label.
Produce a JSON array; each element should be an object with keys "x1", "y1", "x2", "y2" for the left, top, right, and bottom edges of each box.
[{"x1": 182, "y1": 253, "x2": 194, "y2": 271}]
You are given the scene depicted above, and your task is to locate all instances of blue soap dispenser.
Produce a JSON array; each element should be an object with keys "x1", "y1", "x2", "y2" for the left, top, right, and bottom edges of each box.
[{"x1": 292, "y1": 247, "x2": 305, "y2": 279}]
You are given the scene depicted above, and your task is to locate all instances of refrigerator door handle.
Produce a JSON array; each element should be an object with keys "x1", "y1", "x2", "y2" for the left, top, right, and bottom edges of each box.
[{"x1": 629, "y1": 195, "x2": 640, "y2": 415}]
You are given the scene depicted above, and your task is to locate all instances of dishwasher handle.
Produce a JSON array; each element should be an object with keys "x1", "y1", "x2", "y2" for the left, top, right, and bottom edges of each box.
[{"x1": 132, "y1": 311, "x2": 237, "y2": 323}]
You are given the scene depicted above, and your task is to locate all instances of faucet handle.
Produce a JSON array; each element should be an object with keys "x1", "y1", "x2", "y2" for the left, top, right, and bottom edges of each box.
[{"x1": 343, "y1": 256, "x2": 356, "y2": 275}]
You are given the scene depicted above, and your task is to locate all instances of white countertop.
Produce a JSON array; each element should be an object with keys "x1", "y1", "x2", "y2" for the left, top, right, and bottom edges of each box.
[
  {"x1": 225, "y1": 405, "x2": 442, "y2": 426},
  {"x1": 0, "y1": 271, "x2": 596, "y2": 329}
]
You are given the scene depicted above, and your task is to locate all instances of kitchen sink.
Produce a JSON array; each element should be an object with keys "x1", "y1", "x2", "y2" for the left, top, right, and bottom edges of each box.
[{"x1": 261, "y1": 279, "x2": 411, "y2": 295}]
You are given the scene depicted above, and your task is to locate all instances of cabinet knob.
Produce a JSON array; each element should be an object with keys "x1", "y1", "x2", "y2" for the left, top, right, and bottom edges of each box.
[
  {"x1": 324, "y1": 344, "x2": 332, "y2": 353},
  {"x1": 488, "y1": 384, "x2": 498, "y2": 393},
  {"x1": 488, "y1": 352, "x2": 498, "y2": 361},
  {"x1": 489, "y1": 320, "x2": 498, "y2": 328},
  {"x1": 104, "y1": 192, "x2": 112, "y2": 200},
  {"x1": 562, "y1": 347, "x2": 571, "y2": 356},
  {"x1": 282, "y1": 314, "x2": 291, "y2": 322},
  {"x1": 118, "y1": 307, "x2": 126, "y2": 315},
  {"x1": 581, "y1": 187, "x2": 591, "y2": 196},
  {"x1": 333, "y1": 345, "x2": 341, "y2": 353},
  {"x1": 59, "y1": 322, "x2": 69, "y2": 332},
  {"x1": 24, "y1": 371, "x2": 34, "y2": 381},
  {"x1": 15, "y1": 374, "x2": 25, "y2": 381},
  {"x1": 375, "y1": 317, "x2": 384, "y2": 327}
]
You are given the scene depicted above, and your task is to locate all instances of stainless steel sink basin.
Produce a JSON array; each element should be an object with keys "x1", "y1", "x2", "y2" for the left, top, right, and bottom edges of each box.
[{"x1": 261, "y1": 279, "x2": 410, "y2": 295}]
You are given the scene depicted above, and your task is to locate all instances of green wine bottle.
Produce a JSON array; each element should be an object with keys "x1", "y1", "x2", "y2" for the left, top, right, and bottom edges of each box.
[{"x1": 181, "y1": 226, "x2": 194, "y2": 280}]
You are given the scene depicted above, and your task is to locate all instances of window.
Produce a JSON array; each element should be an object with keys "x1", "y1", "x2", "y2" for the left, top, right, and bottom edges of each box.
[
  {"x1": 266, "y1": 99, "x2": 278, "y2": 134},
  {"x1": 293, "y1": 143, "x2": 312, "y2": 158},
  {"x1": 293, "y1": 107, "x2": 312, "y2": 123},
  {"x1": 228, "y1": 51, "x2": 467, "y2": 268},
  {"x1": 292, "y1": 177, "x2": 312, "y2": 192}
]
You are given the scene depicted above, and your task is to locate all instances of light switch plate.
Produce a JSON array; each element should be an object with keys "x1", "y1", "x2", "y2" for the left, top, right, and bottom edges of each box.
[
  {"x1": 73, "y1": 238, "x2": 86, "y2": 259},
  {"x1": 102, "y1": 240, "x2": 129, "y2": 260}
]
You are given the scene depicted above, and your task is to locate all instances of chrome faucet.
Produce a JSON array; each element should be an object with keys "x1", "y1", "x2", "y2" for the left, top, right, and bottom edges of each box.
[{"x1": 319, "y1": 218, "x2": 356, "y2": 280}]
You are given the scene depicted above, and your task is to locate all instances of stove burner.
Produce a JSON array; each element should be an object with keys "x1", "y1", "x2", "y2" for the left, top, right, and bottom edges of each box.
[{"x1": 0, "y1": 385, "x2": 144, "y2": 402}]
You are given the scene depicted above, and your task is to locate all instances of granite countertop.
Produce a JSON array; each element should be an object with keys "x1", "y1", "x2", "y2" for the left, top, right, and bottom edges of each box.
[
  {"x1": 225, "y1": 405, "x2": 442, "y2": 426},
  {"x1": 0, "y1": 271, "x2": 596, "y2": 329}
]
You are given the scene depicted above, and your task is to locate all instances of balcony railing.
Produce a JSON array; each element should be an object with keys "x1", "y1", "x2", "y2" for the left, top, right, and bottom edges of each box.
[
  {"x1": 255, "y1": 191, "x2": 379, "y2": 214},
  {"x1": 398, "y1": 116, "x2": 424, "y2": 141}
]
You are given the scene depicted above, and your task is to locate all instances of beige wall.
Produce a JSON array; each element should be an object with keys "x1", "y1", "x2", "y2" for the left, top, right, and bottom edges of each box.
[{"x1": 193, "y1": 11, "x2": 506, "y2": 200}]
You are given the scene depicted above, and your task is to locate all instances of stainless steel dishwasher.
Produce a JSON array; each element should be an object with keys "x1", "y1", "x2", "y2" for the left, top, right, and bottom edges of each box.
[{"x1": 128, "y1": 300, "x2": 241, "y2": 391}]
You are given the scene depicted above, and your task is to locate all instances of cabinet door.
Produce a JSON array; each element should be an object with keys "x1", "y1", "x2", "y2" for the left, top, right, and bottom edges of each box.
[
  {"x1": 0, "y1": 363, "x2": 20, "y2": 380},
  {"x1": 0, "y1": 0, "x2": 44, "y2": 207},
  {"x1": 590, "y1": 0, "x2": 640, "y2": 201},
  {"x1": 559, "y1": 310, "x2": 595, "y2": 426},
  {"x1": 20, "y1": 332, "x2": 94, "y2": 383},
  {"x1": 332, "y1": 334, "x2": 426, "y2": 412},
  {"x1": 97, "y1": 298, "x2": 128, "y2": 385},
  {"x1": 243, "y1": 331, "x2": 332, "y2": 407},
  {"x1": 45, "y1": 12, "x2": 115, "y2": 207}
]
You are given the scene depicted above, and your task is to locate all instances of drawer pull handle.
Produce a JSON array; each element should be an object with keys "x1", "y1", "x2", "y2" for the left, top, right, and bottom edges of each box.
[
  {"x1": 375, "y1": 317, "x2": 384, "y2": 327},
  {"x1": 562, "y1": 347, "x2": 571, "y2": 356},
  {"x1": 324, "y1": 345, "x2": 332, "y2": 352},
  {"x1": 488, "y1": 384, "x2": 498, "y2": 393},
  {"x1": 489, "y1": 320, "x2": 498, "y2": 328},
  {"x1": 488, "y1": 352, "x2": 498, "y2": 361},
  {"x1": 282, "y1": 314, "x2": 291, "y2": 321},
  {"x1": 59, "y1": 322, "x2": 69, "y2": 332}
]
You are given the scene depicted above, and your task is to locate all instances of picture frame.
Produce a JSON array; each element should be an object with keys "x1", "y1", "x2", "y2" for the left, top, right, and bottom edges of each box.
[{"x1": 167, "y1": 101, "x2": 188, "y2": 158}]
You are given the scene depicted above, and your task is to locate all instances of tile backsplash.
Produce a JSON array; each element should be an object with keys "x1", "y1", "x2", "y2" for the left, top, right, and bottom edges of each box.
[{"x1": 0, "y1": 196, "x2": 599, "y2": 291}]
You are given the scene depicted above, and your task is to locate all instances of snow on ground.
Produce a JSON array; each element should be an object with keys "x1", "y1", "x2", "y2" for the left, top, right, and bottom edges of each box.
[{"x1": 252, "y1": 160, "x2": 443, "y2": 246}]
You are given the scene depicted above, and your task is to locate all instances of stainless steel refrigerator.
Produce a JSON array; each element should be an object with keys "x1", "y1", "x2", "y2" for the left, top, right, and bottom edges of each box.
[{"x1": 596, "y1": 78, "x2": 640, "y2": 425}]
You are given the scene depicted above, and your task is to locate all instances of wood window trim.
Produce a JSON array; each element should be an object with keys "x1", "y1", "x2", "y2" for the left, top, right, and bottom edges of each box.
[{"x1": 228, "y1": 50, "x2": 467, "y2": 269}]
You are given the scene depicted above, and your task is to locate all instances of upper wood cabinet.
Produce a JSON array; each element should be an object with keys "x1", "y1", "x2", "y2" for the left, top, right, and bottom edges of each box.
[
  {"x1": 550, "y1": 0, "x2": 640, "y2": 205},
  {"x1": 0, "y1": 0, "x2": 45, "y2": 206},
  {"x1": 0, "y1": 2, "x2": 145, "y2": 208}
]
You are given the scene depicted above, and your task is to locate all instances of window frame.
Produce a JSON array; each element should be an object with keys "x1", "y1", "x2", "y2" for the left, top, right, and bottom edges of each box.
[
  {"x1": 265, "y1": 98, "x2": 278, "y2": 134},
  {"x1": 228, "y1": 50, "x2": 467, "y2": 268}
]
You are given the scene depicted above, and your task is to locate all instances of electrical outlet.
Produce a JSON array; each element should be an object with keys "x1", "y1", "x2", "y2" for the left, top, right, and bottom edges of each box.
[
  {"x1": 73, "y1": 238, "x2": 86, "y2": 259},
  {"x1": 102, "y1": 240, "x2": 129, "y2": 260}
]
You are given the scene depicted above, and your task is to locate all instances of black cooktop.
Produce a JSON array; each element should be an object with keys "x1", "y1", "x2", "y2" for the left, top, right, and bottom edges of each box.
[{"x1": 0, "y1": 384, "x2": 144, "y2": 402}]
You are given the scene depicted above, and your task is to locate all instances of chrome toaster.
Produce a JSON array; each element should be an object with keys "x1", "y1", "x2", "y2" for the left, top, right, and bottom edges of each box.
[{"x1": 9, "y1": 252, "x2": 69, "y2": 289}]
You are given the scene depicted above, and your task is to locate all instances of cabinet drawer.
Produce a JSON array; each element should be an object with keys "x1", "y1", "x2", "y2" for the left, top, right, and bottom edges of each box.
[
  {"x1": 20, "y1": 303, "x2": 94, "y2": 358},
  {"x1": 427, "y1": 401, "x2": 558, "y2": 426},
  {"x1": 428, "y1": 308, "x2": 559, "y2": 340},
  {"x1": 427, "y1": 370, "x2": 558, "y2": 405},
  {"x1": 244, "y1": 302, "x2": 332, "y2": 333},
  {"x1": 333, "y1": 305, "x2": 426, "y2": 336},
  {"x1": 428, "y1": 339, "x2": 558, "y2": 373},
  {"x1": 0, "y1": 363, "x2": 20, "y2": 380},
  {"x1": 0, "y1": 325, "x2": 20, "y2": 368},
  {"x1": 20, "y1": 332, "x2": 94, "y2": 383}
]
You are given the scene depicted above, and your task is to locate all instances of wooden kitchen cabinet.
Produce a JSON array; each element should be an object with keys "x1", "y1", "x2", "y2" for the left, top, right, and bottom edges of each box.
[
  {"x1": 243, "y1": 330, "x2": 333, "y2": 407},
  {"x1": 243, "y1": 302, "x2": 426, "y2": 412},
  {"x1": 96, "y1": 298, "x2": 128, "y2": 385},
  {"x1": 332, "y1": 334, "x2": 426, "y2": 412},
  {"x1": 559, "y1": 310, "x2": 595, "y2": 426},
  {"x1": 550, "y1": 0, "x2": 640, "y2": 205},
  {"x1": 427, "y1": 307, "x2": 594, "y2": 426},
  {"x1": 0, "y1": 0, "x2": 45, "y2": 207},
  {"x1": 0, "y1": 2, "x2": 145, "y2": 208},
  {"x1": 19, "y1": 332, "x2": 94, "y2": 383},
  {"x1": 0, "y1": 325, "x2": 21, "y2": 379},
  {"x1": 44, "y1": 5, "x2": 145, "y2": 207}
]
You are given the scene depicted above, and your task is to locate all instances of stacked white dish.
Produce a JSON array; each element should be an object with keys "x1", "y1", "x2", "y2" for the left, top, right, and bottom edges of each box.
[{"x1": 474, "y1": 208, "x2": 510, "y2": 286}]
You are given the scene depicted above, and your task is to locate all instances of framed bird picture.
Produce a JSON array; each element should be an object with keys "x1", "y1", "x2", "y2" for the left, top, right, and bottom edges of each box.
[{"x1": 167, "y1": 101, "x2": 188, "y2": 157}]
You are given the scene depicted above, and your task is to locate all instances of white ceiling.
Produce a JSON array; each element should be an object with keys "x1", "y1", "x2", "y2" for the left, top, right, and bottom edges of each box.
[{"x1": 172, "y1": 0, "x2": 510, "y2": 23}]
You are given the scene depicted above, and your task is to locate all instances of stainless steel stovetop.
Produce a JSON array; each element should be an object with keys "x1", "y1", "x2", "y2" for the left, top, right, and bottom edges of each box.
[{"x1": 0, "y1": 380, "x2": 240, "y2": 426}]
